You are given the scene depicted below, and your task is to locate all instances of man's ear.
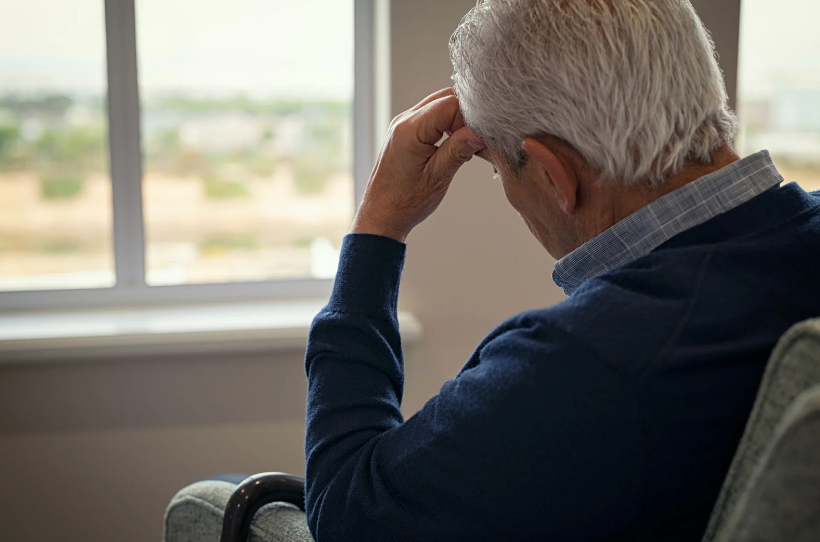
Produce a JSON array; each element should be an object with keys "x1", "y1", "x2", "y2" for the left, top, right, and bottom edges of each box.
[{"x1": 521, "y1": 137, "x2": 577, "y2": 215}]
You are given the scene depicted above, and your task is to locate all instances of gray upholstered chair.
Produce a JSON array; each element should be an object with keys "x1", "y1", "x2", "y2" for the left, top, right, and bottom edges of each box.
[
  {"x1": 712, "y1": 383, "x2": 820, "y2": 542},
  {"x1": 163, "y1": 475, "x2": 311, "y2": 542},
  {"x1": 703, "y1": 319, "x2": 820, "y2": 542},
  {"x1": 163, "y1": 319, "x2": 820, "y2": 542}
]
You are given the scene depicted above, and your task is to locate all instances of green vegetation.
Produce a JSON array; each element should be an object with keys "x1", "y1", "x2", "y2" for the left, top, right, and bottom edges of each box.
[
  {"x1": 40, "y1": 240, "x2": 82, "y2": 254},
  {"x1": 148, "y1": 94, "x2": 350, "y2": 117},
  {"x1": 40, "y1": 174, "x2": 85, "y2": 199},
  {"x1": 0, "y1": 94, "x2": 75, "y2": 117},
  {"x1": 292, "y1": 237, "x2": 314, "y2": 248},
  {"x1": 202, "y1": 176, "x2": 250, "y2": 199},
  {"x1": 201, "y1": 236, "x2": 258, "y2": 255},
  {"x1": 290, "y1": 109, "x2": 349, "y2": 194},
  {"x1": 1, "y1": 94, "x2": 108, "y2": 190},
  {"x1": 0, "y1": 124, "x2": 20, "y2": 163},
  {"x1": 36, "y1": 126, "x2": 107, "y2": 171},
  {"x1": 139, "y1": 94, "x2": 351, "y2": 195},
  {"x1": 293, "y1": 155, "x2": 333, "y2": 194},
  {"x1": 143, "y1": 128, "x2": 185, "y2": 174},
  {"x1": 250, "y1": 156, "x2": 277, "y2": 177},
  {"x1": 2, "y1": 92, "x2": 353, "y2": 201}
]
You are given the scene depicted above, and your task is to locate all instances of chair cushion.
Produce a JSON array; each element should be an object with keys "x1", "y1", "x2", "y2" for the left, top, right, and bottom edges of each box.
[
  {"x1": 163, "y1": 481, "x2": 314, "y2": 542},
  {"x1": 703, "y1": 318, "x2": 820, "y2": 542},
  {"x1": 715, "y1": 384, "x2": 820, "y2": 542}
]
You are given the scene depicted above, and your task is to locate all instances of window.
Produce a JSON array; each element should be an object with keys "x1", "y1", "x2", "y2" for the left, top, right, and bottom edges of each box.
[
  {"x1": 0, "y1": 0, "x2": 114, "y2": 292},
  {"x1": 737, "y1": 0, "x2": 820, "y2": 192},
  {"x1": 0, "y1": 0, "x2": 372, "y2": 310},
  {"x1": 137, "y1": 0, "x2": 354, "y2": 286}
]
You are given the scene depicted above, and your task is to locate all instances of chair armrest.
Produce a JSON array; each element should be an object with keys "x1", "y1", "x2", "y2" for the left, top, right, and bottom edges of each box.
[{"x1": 220, "y1": 472, "x2": 306, "y2": 542}]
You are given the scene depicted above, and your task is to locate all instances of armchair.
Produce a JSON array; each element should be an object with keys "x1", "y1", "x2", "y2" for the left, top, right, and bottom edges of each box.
[{"x1": 220, "y1": 473, "x2": 305, "y2": 542}]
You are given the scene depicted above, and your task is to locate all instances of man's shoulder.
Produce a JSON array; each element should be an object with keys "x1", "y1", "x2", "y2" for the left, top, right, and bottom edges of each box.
[{"x1": 485, "y1": 261, "x2": 704, "y2": 378}]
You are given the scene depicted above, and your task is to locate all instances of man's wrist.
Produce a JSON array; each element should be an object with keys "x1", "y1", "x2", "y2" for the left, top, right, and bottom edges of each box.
[
  {"x1": 327, "y1": 233, "x2": 407, "y2": 318},
  {"x1": 351, "y1": 213, "x2": 409, "y2": 243}
]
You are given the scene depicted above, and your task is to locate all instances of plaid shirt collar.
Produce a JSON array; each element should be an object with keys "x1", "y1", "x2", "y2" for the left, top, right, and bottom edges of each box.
[{"x1": 552, "y1": 150, "x2": 784, "y2": 296}]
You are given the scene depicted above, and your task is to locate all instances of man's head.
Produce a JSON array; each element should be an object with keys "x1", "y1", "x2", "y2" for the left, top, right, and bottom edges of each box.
[{"x1": 449, "y1": 0, "x2": 739, "y2": 257}]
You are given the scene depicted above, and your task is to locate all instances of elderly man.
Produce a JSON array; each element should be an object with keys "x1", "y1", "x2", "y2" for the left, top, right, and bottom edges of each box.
[{"x1": 305, "y1": 1, "x2": 820, "y2": 541}]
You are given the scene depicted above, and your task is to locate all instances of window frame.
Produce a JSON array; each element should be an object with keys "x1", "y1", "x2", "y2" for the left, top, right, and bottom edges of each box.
[{"x1": 0, "y1": 0, "x2": 376, "y2": 311}]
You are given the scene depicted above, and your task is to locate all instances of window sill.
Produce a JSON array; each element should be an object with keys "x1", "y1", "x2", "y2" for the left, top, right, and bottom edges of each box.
[{"x1": 0, "y1": 300, "x2": 423, "y2": 363}]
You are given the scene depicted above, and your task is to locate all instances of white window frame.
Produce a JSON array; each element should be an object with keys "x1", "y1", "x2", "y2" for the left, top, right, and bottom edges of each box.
[{"x1": 0, "y1": 0, "x2": 378, "y2": 311}]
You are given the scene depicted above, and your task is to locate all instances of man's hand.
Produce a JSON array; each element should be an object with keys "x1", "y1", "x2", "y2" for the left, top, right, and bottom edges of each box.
[{"x1": 351, "y1": 88, "x2": 485, "y2": 243}]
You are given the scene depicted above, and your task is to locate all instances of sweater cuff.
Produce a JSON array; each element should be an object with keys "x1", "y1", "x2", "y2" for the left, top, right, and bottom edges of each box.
[{"x1": 326, "y1": 233, "x2": 407, "y2": 319}]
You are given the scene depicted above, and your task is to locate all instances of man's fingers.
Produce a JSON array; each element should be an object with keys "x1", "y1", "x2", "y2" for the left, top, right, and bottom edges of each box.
[
  {"x1": 411, "y1": 87, "x2": 456, "y2": 112},
  {"x1": 444, "y1": 109, "x2": 467, "y2": 137},
  {"x1": 427, "y1": 126, "x2": 485, "y2": 182},
  {"x1": 411, "y1": 95, "x2": 465, "y2": 145},
  {"x1": 450, "y1": 108, "x2": 466, "y2": 134}
]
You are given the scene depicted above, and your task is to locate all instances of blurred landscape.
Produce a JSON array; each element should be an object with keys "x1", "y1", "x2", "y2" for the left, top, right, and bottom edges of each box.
[
  {"x1": 139, "y1": 93, "x2": 353, "y2": 285},
  {"x1": 737, "y1": 0, "x2": 820, "y2": 193},
  {"x1": 0, "y1": 0, "x2": 355, "y2": 292},
  {"x1": 0, "y1": 93, "x2": 114, "y2": 290},
  {"x1": 2, "y1": 85, "x2": 819, "y2": 291},
  {"x1": 1, "y1": 0, "x2": 818, "y2": 293},
  {"x1": 738, "y1": 87, "x2": 820, "y2": 192},
  {"x1": 0, "y1": 92, "x2": 353, "y2": 289}
]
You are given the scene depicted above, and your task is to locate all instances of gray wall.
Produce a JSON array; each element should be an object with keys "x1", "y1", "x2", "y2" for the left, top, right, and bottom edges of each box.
[{"x1": 0, "y1": 1, "x2": 740, "y2": 540}]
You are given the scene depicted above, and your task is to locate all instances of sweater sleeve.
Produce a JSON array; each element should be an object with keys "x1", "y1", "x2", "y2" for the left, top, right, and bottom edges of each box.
[{"x1": 304, "y1": 234, "x2": 641, "y2": 542}]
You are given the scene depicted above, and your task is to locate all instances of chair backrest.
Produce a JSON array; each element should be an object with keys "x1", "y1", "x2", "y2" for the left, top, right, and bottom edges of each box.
[
  {"x1": 714, "y1": 384, "x2": 820, "y2": 542},
  {"x1": 702, "y1": 319, "x2": 820, "y2": 542}
]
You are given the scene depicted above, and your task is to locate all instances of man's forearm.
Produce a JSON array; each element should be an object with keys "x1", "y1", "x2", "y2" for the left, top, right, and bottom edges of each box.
[{"x1": 304, "y1": 233, "x2": 408, "y2": 537}]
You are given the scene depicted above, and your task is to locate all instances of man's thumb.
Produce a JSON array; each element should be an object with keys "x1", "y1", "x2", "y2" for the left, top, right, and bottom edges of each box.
[{"x1": 430, "y1": 127, "x2": 485, "y2": 181}]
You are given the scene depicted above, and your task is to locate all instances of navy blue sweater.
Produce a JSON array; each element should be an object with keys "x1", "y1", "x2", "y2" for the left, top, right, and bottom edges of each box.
[{"x1": 304, "y1": 183, "x2": 820, "y2": 542}]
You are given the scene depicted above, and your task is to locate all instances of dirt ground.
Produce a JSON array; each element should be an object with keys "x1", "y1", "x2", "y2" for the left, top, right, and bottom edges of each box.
[{"x1": 0, "y1": 167, "x2": 353, "y2": 288}]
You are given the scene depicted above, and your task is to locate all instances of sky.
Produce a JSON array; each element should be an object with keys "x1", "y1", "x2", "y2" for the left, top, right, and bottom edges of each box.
[
  {"x1": 738, "y1": 0, "x2": 820, "y2": 99},
  {"x1": 0, "y1": 0, "x2": 354, "y2": 99}
]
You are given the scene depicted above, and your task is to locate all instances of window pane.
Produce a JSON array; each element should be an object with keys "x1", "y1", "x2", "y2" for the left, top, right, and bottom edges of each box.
[
  {"x1": 136, "y1": 0, "x2": 355, "y2": 286},
  {"x1": 0, "y1": 0, "x2": 114, "y2": 292},
  {"x1": 738, "y1": 0, "x2": 820, "y2": 192}
]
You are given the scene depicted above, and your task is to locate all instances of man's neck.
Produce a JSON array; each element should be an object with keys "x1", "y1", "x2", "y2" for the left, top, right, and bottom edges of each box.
[{"x1": 589, "y1": 146, "x2": 741, "y2": 241}]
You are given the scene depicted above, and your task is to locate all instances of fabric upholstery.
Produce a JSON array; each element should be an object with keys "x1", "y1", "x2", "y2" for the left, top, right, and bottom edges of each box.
[
  {"x1": 163, "y1": 481, "x2": 313, "y2": 542},
  {"x1": 714, "y1": 384, "x2": 820, "y2": 542},
  {"x1": 703, "y1": 318, "x2": 820, "y2": 542}
]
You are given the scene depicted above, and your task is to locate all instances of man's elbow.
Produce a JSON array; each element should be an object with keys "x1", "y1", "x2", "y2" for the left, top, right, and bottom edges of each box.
[{"x1": 304, "y1": 489, "x2": 357, "y2": 542}]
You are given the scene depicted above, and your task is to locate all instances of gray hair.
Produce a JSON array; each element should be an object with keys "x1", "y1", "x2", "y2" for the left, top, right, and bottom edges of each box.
[{"x1": 449, "y1": 0, "x2": 738, "y2": 187}]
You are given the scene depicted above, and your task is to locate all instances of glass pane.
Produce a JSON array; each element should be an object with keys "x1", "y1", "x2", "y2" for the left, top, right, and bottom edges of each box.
[
  {"x1": 136, "y1": 0, "x2": 355, "y2": 286},
  {"x1": 738, "y1": 0, "x2": 820, "y2": 192},
  {"x1": 0, "y1": 0, "x2": 114, "y2": 291}
]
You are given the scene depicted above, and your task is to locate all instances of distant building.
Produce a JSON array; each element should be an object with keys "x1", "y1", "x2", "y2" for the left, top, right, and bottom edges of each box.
[
  {"x1": 742, "y1": 86, "x2": 820, "y2": 166},
  {"x1": 271, "y1": 115, "x2": 305, "y2": 158},
  {"x1": 179, "y1": 112, "x2": 265, "y2": 154},
  {"x1": 772, "y1": 88, "x2": 820, "y2": 132}
]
